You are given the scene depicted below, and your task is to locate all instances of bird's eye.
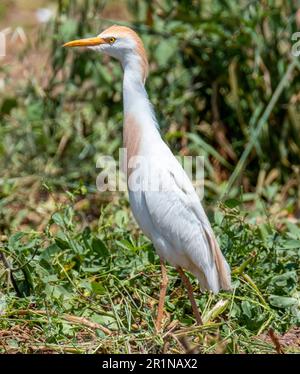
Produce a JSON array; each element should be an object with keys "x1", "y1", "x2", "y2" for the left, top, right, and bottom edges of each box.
[{"x1": 109, "y1": 37, "x2": 116, "y2": 44}]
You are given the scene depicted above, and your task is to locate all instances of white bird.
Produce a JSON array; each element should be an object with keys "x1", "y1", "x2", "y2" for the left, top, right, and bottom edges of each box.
[{"x1": 64, "y1": 25, "x2": 231, "y2": 330}]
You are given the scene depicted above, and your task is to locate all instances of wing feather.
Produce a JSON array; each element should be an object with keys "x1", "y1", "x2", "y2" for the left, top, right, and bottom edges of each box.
[{"x1": 142, "y1": 157, "x2": 231, "y2": 292}]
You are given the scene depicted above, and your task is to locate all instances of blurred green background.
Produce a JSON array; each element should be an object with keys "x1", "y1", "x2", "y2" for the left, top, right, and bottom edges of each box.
[
  {"x1": 0, "y1": 0, "x2": 299, "y2": 353},
  {"x1": 1, "y1": 0, "x2": 300, "y2": 231}
]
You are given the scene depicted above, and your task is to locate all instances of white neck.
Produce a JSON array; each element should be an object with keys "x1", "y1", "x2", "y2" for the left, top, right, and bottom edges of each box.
[{"x1": 122, "y1": 59, "x2": 161, "y2": 144}]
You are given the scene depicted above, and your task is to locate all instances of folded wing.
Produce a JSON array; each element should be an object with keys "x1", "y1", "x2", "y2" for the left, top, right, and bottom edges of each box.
[{"x1": 142, "y1": 157, "x2": 231, "y2": 293}]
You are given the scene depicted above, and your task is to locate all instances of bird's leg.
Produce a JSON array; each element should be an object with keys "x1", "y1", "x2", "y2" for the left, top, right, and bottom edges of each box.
[
  {"x1": 155, "y1": 259, "x2": 168, "y2": 332},
  {"x1": 177, "y1": 267, "x2": 203, "y2": 326}
]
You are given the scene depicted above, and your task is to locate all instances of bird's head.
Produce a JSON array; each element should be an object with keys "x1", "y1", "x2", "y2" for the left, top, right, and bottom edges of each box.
[{"x1": 63, "y1": 25, "x2": 149, "y2": 83}]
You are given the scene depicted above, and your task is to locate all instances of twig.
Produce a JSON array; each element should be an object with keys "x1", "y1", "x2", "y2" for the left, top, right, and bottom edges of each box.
[
  {"x1": 29, "y1": 345, "x2": 85, "y2": 353},
  {"x1": 4, "y1": 309, "x2": 112, "y2": 336},
  {"x1": 173, "y1": 322, "x2": 221, "y2": 337},
  {"x1": 268, "y1": 328, "x2": 284, "y2": 354},
  {"x1": 62, "y1": 314, "x2": 112, "y2": 335},
  {"x1": 0, "y1": 251, "x2": 22, "y2": 297},
  {"x1": 256, "y1": 314, "x2": 273, "y2": 336}
]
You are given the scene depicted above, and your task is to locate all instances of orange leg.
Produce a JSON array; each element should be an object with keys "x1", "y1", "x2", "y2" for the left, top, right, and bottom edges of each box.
[
  {"x1": 155, "y1": 259, "x2": 168, "y2": 332},
  {"x1": 177, "y1": 267, "x2": 203, "y2": 325}
]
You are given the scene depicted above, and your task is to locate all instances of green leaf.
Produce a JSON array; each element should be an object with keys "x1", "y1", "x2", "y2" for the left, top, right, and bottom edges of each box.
[
  {"x1": 286, "y1": 222, "x2": 300, "y2": 239},
  {"x1": 147, "y1": 248, "x2": 155, "y2": 264},
  {"x1": 154, "y1": 39, "x2": 176, "y2": 66},
  {"x1": 54, "y1": 232, "x2": 70, "y2": 250},
  {"x1": 269, "y1": 295, "x2": 298, "y2": 308},
  {"x1": 279, "y1": 239, "x2": 300, "y2": 250},
  {"x1": 41, "y1": 243, "x2": 60, "y2": 260},
  {"x1": 92, "y1": 237, "x2": 109, "y2": 257},
  {"x1": 8, "y1": 232, "x2": 25, "y2": 248},
  {"x1": 51, "y1": 212, "x2": 65, "y2": 228},
  {"x1": 241, "y1": 300, "x2": 252, "y2": 318},
  {"x1": 116, "y1": 239, "x2": 136, "y2": 252},
  {"x1": 91, "y1": 281, "x2": 106, "y2": 295},
  {"x1": 187, "y1": 133, "x2": 232, "y2": 169},
  {"x1": 214, "y1": 211, "x2": 224, "y2": 226},
  {"x1": 224, "y1": 198, "x2": 240, "y2": 208}
]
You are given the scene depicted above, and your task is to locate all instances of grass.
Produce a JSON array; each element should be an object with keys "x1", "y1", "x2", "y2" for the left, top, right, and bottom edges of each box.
[
  {"x1": 0, "y1": 191, "x2": 299, "y2": 353},
  {"x1": 0, "y1": 0, "x2": 300, "y2": 354}
]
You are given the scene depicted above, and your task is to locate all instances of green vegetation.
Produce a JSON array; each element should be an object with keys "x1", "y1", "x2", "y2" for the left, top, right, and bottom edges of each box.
[{"x1": 0, "y1": 0, "x2": 299, "y2": 353}]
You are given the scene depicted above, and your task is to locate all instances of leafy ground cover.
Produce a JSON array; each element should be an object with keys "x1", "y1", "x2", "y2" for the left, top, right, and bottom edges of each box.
[{"x1": 0, "y1": 0, "x2": 299, "y2": 353}]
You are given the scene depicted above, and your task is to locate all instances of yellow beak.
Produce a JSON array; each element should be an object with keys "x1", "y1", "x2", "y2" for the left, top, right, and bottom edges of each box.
[{"x1": 63, "y1": 37, "x2": 106, "y2": 48}]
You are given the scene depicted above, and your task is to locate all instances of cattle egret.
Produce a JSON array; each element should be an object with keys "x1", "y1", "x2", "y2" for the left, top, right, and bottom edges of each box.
[{"x1": 64, "y1": 25, "x2": 231, "y2": 330}]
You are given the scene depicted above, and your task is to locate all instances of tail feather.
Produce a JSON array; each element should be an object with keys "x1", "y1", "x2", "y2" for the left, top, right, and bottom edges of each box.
[{"x1": 203, "y1": 229, "x2": 231, "y2": 292}]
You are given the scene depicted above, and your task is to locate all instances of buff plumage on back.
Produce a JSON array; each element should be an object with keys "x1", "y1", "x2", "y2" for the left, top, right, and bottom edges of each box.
[{"x1": 102, "y1": 25, "x2": 149, "y2": 83}]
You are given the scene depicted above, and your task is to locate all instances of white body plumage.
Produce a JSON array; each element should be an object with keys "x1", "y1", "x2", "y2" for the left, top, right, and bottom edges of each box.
[
  {"x1": 64, "y1": 25, "x2": 231, "y2": 295},
  {"x1": 124, "y1": 78, "x2": 231, "y2": 293}
]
